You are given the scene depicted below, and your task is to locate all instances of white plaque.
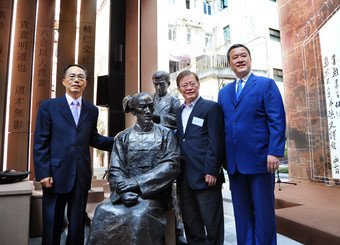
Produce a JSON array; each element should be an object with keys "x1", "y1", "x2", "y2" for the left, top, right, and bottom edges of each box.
[{"x1": 319, "y1": 11, "x2": 340, "y2": 179}]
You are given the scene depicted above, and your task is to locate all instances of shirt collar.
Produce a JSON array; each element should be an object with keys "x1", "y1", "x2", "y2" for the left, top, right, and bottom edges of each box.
[
  {"x1": 65, "y1": 93, "x2": 82, "y2": 106},
  {"x1": 237, "y1": 72, "x2": 252, "y2": 83},
  {"x1": 182, "y1": 96, "x2": 200, "y2": 109}
]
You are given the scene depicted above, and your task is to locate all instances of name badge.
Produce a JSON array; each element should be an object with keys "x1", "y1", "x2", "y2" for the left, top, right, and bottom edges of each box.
[{"x1": 192, "y1": 116, "x2": 204, "y2": 127}]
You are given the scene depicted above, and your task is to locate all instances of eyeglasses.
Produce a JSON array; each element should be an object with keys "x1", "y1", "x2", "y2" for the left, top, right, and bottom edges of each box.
[
  {"x1": 66, "y1": 73, "x2": 86, "y2": 81},
  {"x1": 179, "y1": 81, "x2": 197, "y2": 89}
]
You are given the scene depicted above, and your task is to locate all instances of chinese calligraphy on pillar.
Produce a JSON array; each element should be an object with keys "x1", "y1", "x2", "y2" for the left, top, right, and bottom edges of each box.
[
  {"x1": 30, "y1": 0, "x2": 55, "y2": 179},
  {"x1": 9, "y1": 14, "x2": 35, "y2": 132},
  {"x1": 320, "y1": 11, "x2": 340, "y2": 179},
  {"x1": 32, "y1": 16, "x2": 54, "y2": 112},
  {"x1": 78, "y1": 0, "x2": 96, "y2": 102},
  {"x1": 6, "y1": 0, "x2": 36, "y2": 171},
  {"x1": 79, "y1": 24, "x2": 94, "y2": 65}
]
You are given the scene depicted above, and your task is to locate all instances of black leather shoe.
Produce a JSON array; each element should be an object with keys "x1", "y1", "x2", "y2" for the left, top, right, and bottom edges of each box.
[{"x1": 176, "y1": 235, "x2": 188, "y2": 245}]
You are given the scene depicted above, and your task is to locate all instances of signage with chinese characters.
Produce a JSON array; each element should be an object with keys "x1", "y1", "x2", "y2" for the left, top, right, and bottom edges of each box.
[{"x1": 320, "y1": 11, "x2": 340, "y2": 179}]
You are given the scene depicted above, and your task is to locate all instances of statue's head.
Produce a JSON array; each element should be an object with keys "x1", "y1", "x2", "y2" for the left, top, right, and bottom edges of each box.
[
  {"x1": 123, "y1": 93, "x2": 154, "y2": 127},
  {"x1": 152, "y1": 71, "x2": 170, "y2": 97}
]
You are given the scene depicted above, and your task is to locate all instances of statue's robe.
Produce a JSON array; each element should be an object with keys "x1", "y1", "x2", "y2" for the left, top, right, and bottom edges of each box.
[{"x1": 87, "y1": 124, "x2": 181, "y2": 245}]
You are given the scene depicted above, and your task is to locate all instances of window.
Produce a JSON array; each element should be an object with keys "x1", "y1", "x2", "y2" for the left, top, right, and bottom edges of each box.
[
  {"x1": 168, "y1": 25, "x2": 176, "y2": 41},
  {"x1": 203, "y1": 1, "x2": 212, "y2": 15},
  {"x1": 187, "y1": 29, "x2": 192, "y2": 44},
  {"x1": 223, "y1": 25, "x2": 230, "y2": 42},
  {"x1": 169, "y1": 61, "x2": 179, "y2": 73},
  {"x1": 220, "y1": 0, "x2": 228, "y2": 9},
  {"x1": 269, "y1": 28, "x2": 280, "y2": 42},
  {"x1": 205, "y1": 33, "x2": 213, "y2": 48},
  {"x1": 186, "y1": 0, "x2": 190, "y2": 9},
  {"x1": 273, "y1": 68, "x2": 283, "y2": 83}
]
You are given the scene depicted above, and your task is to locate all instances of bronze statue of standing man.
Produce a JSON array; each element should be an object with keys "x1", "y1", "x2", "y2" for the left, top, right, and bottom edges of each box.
[
  {"x1": 152, "y1": 71, "x2": 187, "y2": 244},
  {"x1": 151, "y1": 71, "x2": 181, "y2": 130}
]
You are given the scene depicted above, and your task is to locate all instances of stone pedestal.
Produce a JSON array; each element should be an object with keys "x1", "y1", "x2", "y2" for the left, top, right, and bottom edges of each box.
[
  {"x1": 30, "y1": 190, "x2": 43, "y2": 238},
  {"x1": 0, "y1": 180, "x2": 32, "y2": 245}
]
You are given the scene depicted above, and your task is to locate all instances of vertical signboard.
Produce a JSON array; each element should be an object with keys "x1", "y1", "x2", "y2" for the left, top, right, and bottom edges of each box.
[
  {"x1": 29, "y1": 0, "x2": 55, "y2": 177},
  {"x1": 0, "y1": 0, "x2": 13, "y2": 169},
  {"x1": 56, "y1": 0, "x2": 77, "y2": 97},
  {"x1": 78, "y1": 0, "x2": 96, "y2": 102},
  {"x1": 6, "y1": 0, "x2": 36, "y2": 171},
  {"x1": 320, "y1": 11, "x2": 340, "y2": 180}
]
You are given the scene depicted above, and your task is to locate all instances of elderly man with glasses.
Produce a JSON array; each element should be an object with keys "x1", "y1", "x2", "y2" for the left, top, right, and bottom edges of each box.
[{"x1": 34, "y1": 64, "x2": 114, "y2": 245}]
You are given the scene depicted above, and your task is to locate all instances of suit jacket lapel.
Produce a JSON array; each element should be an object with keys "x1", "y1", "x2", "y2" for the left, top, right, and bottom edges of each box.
[
  {"x1": 184, "y1": 97, "x2": 204, "y2": 137},
  {"x1": 58, "y1": 96, "x2": 77, "y2": 127},
  {"x1": 176, "y1": 106, "x2": 184, "y2": 137},
  {"x1": 227, "y1": 80, "x2": 237, "y2": 106},
  {"x1": 77, "y1": 99, "x2": 91, "y2": 127},
  {"x1": 237, "y1": 73, "x2": 256, "y2": 104}
]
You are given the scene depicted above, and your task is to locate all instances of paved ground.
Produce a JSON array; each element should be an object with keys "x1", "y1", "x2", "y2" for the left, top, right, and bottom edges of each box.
[{"x1": 30, "y1": 176, "x2": 303, "y2": 245}]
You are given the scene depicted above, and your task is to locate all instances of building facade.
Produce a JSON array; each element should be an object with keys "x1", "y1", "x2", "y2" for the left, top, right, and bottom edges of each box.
[{"x1": 164, "y1": 0, "x2": 284, "y2": 101}]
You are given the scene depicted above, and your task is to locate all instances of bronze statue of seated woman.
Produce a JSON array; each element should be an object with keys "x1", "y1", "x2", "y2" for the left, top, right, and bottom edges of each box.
[{"x1": 87, "y1": 92, "x2": 181, "y2": 245}]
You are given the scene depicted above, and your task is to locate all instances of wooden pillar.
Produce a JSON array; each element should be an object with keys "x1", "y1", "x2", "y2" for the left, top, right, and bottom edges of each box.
[
  {"x1": 29, "y1": 0, "x2": 55, "y2": 178},
  {"x1": 125, "y1": 0, "x2": 140, "y2": 127},
  {"x1": 78, "y1": 0, "x2": 96, "y2": 102},
  {"x1": 6, "y1": 0, "x2": 37, "y2": 171},
  {"x1": 124, "y1": 0, "x2": 159, "y2": 128},
  {"x1": 56, "y1": 0, "x2": 77, "y2": 97},
  {"x1": 0, "y1": 0, "x2": 14, "y2": 169},
  {"x1": 140, "y1": 0, "x2": 157, "y2": 93},
  {"x1": 108, "y1": 0, "x2": 126, "y2": 136}
]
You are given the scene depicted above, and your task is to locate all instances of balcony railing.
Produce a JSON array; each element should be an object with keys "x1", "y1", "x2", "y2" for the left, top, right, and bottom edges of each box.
[
  {"x1": 170, "y1": 54, "x2": 234, "y2": 83},
  {"x1": 196, "y1": 54, "x2": 230, "y2": 71}
]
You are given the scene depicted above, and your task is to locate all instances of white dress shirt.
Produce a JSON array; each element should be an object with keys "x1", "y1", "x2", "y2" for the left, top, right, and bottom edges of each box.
[{"x1": 181, "y1": 96, "x2": 200, "y2": 132}]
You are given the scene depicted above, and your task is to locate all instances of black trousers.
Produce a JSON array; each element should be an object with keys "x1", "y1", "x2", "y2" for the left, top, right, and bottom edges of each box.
[
  {"x1": 42, "y1": 176, "x2": 88, "y2": 245},
  {"x1": 178, "y1": 175, "x2": 224, "y2": 245}
]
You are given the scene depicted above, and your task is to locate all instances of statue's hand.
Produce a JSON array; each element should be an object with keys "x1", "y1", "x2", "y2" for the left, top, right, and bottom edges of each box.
[
  {"x1": 152, "y1": 114, "x2": 160, "y2": 124},
  {"x1": 116, "y1": 178, "x2": 139, "y2": 194},
  {"x1": 121, "y1": 192, "x2": 139, "y2": 207}
]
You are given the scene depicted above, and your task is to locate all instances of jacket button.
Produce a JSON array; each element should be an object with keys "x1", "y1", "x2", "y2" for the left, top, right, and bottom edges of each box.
[
  {"x1": 183, "y1": 139, "x2": 186, "y2": 142},
  {"x1": 233, "y1": 122, "x2": 236, "y2": 125}
]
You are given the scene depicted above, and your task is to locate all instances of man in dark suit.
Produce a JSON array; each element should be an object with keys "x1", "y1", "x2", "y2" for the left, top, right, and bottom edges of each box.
[
  {"x1": 176, "y1": 70, "x2": 225, "y2": 245},
  {"x1": 34, "y1": 64, "x2": 114, "y2": 245},
  {"x1": 218, "y1": 44, "x2": 286, "y2": 245}
]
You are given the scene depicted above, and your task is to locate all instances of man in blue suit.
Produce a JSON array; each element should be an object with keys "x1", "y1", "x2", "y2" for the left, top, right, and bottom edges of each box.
[
  {"x1": 218, "y1": 44, "x2": 286, "y2": 245},
  {"x1": 176, "y1": 70, "x2": 225, "y2": 245},
  {"x1": 34, "y1": 64, "x2": 114, "y2": 245}
]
